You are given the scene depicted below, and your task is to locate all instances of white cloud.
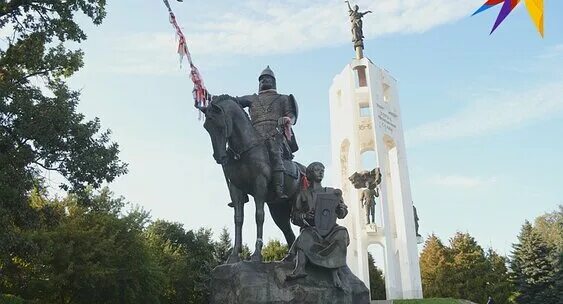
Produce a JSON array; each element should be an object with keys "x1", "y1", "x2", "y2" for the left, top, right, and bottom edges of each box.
[
  {"x1": 182, "y1": 0, "x2": 476, "y2": 56},
  {"x1": 102, "y1": 0, "x2": 476, "y2": 74},
  {"x1": 95, "y1": 31, "x2": 236, "y2": 76},
  {"x1": 406, "y1": 82, "x2": 563, "y2": 145},
  {"x1": 428, "y1": 175, "x2": 497, "y2": 189}
]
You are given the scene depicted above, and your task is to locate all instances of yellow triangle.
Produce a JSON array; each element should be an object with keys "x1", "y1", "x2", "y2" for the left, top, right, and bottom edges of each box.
[{"x1": 525, "y1": 0, "x2": 544, "y2": 37}]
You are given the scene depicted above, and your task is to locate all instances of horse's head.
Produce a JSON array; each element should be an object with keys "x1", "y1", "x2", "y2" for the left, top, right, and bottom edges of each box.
[{"x1": 202, "y1": 96, "x2": 233, "y2": 165}]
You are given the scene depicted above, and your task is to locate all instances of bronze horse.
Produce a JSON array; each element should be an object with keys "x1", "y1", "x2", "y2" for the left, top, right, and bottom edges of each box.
[{"x1": 201, "y1": 95, "x2": 304, "y2": 263}]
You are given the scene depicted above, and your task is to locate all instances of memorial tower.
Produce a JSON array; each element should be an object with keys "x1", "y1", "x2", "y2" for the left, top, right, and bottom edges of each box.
[{"x1": 328, "y1": 2, "x2": 423, "y2": 299}]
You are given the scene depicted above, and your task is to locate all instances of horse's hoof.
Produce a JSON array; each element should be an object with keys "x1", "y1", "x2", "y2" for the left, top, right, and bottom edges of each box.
[{"x1": 286, "y1": 272, "x2": 307, "y2": 281}]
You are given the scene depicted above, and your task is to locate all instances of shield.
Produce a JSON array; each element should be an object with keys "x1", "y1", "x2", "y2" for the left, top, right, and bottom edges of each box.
[
  {"x1": 287, "y1": 94, "x2": 299, "y2": 153},
  {"x1": 313, "y1": 192, "x2": 340, "y2": 237},
  {"x1": 288, "y1": 94, "x2": 299, "y2": 124}
]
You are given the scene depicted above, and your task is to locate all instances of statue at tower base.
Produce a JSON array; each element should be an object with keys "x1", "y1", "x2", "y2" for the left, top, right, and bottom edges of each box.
[{"x1": 209, "y1": 261, "x2": 370, "y2": 304}]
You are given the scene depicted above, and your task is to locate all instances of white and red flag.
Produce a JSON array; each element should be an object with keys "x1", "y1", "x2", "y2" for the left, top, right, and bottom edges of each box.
[{"x1": 162, "y1": 0, "x2": 210, "y2": 113}]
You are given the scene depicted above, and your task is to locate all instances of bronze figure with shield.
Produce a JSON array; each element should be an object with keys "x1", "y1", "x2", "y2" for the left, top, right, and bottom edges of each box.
[{"x1": 286, "y1": 162, "x2": 350, "y2": 289}]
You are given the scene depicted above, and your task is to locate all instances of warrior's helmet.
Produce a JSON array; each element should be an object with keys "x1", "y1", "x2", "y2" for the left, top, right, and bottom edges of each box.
[{"x1": 258, "y1": 65, "x2": 276, "y2": 91}]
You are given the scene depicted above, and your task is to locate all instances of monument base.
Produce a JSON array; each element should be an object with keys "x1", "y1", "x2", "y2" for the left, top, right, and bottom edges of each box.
[{"x1": 210, "y1": 261, "x2": 370, "y2": 304}]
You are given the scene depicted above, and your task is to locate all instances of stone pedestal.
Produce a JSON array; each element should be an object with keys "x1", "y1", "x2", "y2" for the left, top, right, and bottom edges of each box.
[{"x1": 210, "y1": 261, "x2": 370, "y2": 304}]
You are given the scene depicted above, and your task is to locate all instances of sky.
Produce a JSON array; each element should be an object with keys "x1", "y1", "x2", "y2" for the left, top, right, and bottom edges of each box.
[{"x1": 40, "y1": 0, "x2": 563, "y2": 262}]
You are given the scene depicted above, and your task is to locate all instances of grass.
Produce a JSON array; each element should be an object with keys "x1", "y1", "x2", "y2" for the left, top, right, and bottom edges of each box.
[{"x1": 394, "y1": 298, "x2": 464, "y2": 304}]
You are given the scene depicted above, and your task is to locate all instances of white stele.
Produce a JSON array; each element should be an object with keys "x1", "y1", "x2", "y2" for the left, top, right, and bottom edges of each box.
[{"x1": 328, "y1": 56, "x2": 423, "y2": 299}]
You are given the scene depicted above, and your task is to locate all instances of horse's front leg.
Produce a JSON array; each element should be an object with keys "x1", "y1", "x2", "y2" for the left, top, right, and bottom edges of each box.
[
  {"x1": 250, "y1": 197, "x2": 264, "y2": 262},
  {"x1": 226, "y1": 185, "x2": 245, "y2": 264},
  {"x1": 250, "y1": 179, "x2": 268, "y2": 262}
]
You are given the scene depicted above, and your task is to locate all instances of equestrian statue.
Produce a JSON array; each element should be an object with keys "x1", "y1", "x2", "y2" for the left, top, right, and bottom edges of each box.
[{"x1": 199, "y1": 66, "x2": 304, "y2": 263}]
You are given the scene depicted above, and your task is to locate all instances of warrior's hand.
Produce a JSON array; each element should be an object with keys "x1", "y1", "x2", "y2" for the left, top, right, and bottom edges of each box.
[
  {"x1": 278, "y1": 116, "x2": 293, "y2": 140},
  {"x1": 336, "y1": 205, "x2": 347, "y2": 218},
  {"x1": 302, "y1": 210, "x2": 314, "y2": 226},
  {"x1": 304, "y1": 210, "x2": 315, "y2": 221},
  {"x1": 204, "y1": 89, "x2": 212, "y2": 99},
  {"x1": 278, "y1": 116, "x2": 292, "y2": 126}
]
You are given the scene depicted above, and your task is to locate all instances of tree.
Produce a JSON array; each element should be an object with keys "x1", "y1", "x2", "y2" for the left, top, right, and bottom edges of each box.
[
  {"x1": 240, "y1": 244, "x2": 251, "y2": 261},
  {"x1": 484, "y1": 248, "x2": 514, "y2": 304},
  {"x1": 0, "y1": 0, "x2": 125, "y2": 199},
  {"x1": 367, "y1": 253, "x2": 385, "y2": 300},
  {"x1": 447, "y1": 232, "x2": 490, "y2": 303},
  {"x1": 262, "y1": 239, "x2": 288, "y2": 262},
  {"x1": 185, "y1": 228, "x2": 217, "y2": 303},
  {"x1": 145, "y1": 221, "x2": 218, "y2": 304},
  {"x1": 555, "y1": 251, "x2": 563, "y2": 303},
  {"x1": 511, "y1": 221, "x2": 559, "y2": 304},
  {"x1": 145, "y1": 220, "x2": 191, "y2": 304},
  {"x1": 14, "y1": 189, "x2": 163, "y2": 303},
  {"x1": 419, "y1": 234, "x2": 452, "y2": 297},
  {"x1": 533, "y1": 205, "x2": 563, "y2": 252},
  {"x1": 214, "y1": 227, "x2": 232, "y2": 264},
  {"x1": 419, "y1": 232, "x2": 514, "y2": 303},
  {"x1": 1, "y1": 0, "x2": 126, "y2": 292},
  {"x1": 532, "y1": 206, "x2": 563, "y2": 303}
]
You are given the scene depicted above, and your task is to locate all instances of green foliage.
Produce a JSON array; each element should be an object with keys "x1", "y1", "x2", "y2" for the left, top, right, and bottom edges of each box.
[
  {"x1": 145, "y1": 221, "x2": 218, "y2": 304},
  {"x1": 0, "y1": 1, "x2": 107, "y2": 40},
  {"x1": 214, "y1": 227, "x2": 232, "y2": 264},
  {"x1": 533, "y1": 205, "x2": 563, "y2": 252},
  {"x1": 262, "y1": 239, "x2": 288, "y2": 262},
  {"x1": 447, "y1": 232, "x2": 490, "y2": 303},
  {"x1": 0, "y1": 294, "x2": 25, "y2": 304},
  {"x1": 0, "y1": 0, "x2": 126, "y2": 295},
  {"x1": 0, "y1": 0, "x2": 125, "y2": 196},
  {"x1": 240, "y1": 243, "x2": 252, "y2": 261},
  {"x1": 367, "y1": 252, "x2": 386, "y2": 300},
  {"x1": 3, "y1": 189, "x2": 164, "y2": 303},
  {"x1": 419, "y1": 233, "x2": 514, "y2": 304},
  {"x1": 555, "y1": 251, "x2": 563, "y2": 302},
  {"x1": 210, "y1": 228, "x2": 254, "y2": 263},
  {"x1": 511, "y1": 219, "x2": 560, "y2": 304},
  {"x1": 484, "y1": 248, "x2": 514, "y2": 304},
  {"x1": 420, "y1": 234, "x2": 452, "y2": 298},
  {"x1": 394, "y1": 299, "x2": 460, "y2": 304}
]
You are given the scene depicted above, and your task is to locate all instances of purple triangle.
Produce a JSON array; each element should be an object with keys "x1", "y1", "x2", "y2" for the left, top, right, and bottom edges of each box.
[{"x1": 491, "y1": 0, "x2": 518, "y2": 34}]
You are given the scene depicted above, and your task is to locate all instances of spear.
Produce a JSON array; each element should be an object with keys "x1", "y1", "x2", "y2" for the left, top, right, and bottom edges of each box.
[{"x1": 161, "y1": 0, "x2": 210, "y2": 112}]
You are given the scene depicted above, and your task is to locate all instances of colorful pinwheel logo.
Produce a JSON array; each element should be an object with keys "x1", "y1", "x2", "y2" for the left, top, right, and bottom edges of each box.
[{"x1": 472, "y1": 0, "x2": 544, "y2": 37}]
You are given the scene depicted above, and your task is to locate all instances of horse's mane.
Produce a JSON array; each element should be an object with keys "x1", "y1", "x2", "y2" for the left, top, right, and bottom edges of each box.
[
  {"x1": 211, "y1": 94, "x2": 251, "y2": 122},
  {"x1": 211, "y1": 94, "x2": 233, "y2": 104}
]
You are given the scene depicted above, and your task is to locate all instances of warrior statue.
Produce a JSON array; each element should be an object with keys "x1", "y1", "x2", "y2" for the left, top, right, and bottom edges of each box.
[
  {"x1": 360, "y1": 185, "x2": 378, "y2": 224},
  {"x1": 286, "y1": 162, "x2": 350, "y2": 289},
  {"x1": 234, "y1": 66, "x2": 299, "y2": 200},
  {"x1": 413, "y1": 204, "x2": 421, "y2": 237},
  {"x1": 346, "y1": 1, "x2": 372, "y2": 50},
  {"x1": 349, "y1": 168, "x2": 382, "y2": 225}
]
